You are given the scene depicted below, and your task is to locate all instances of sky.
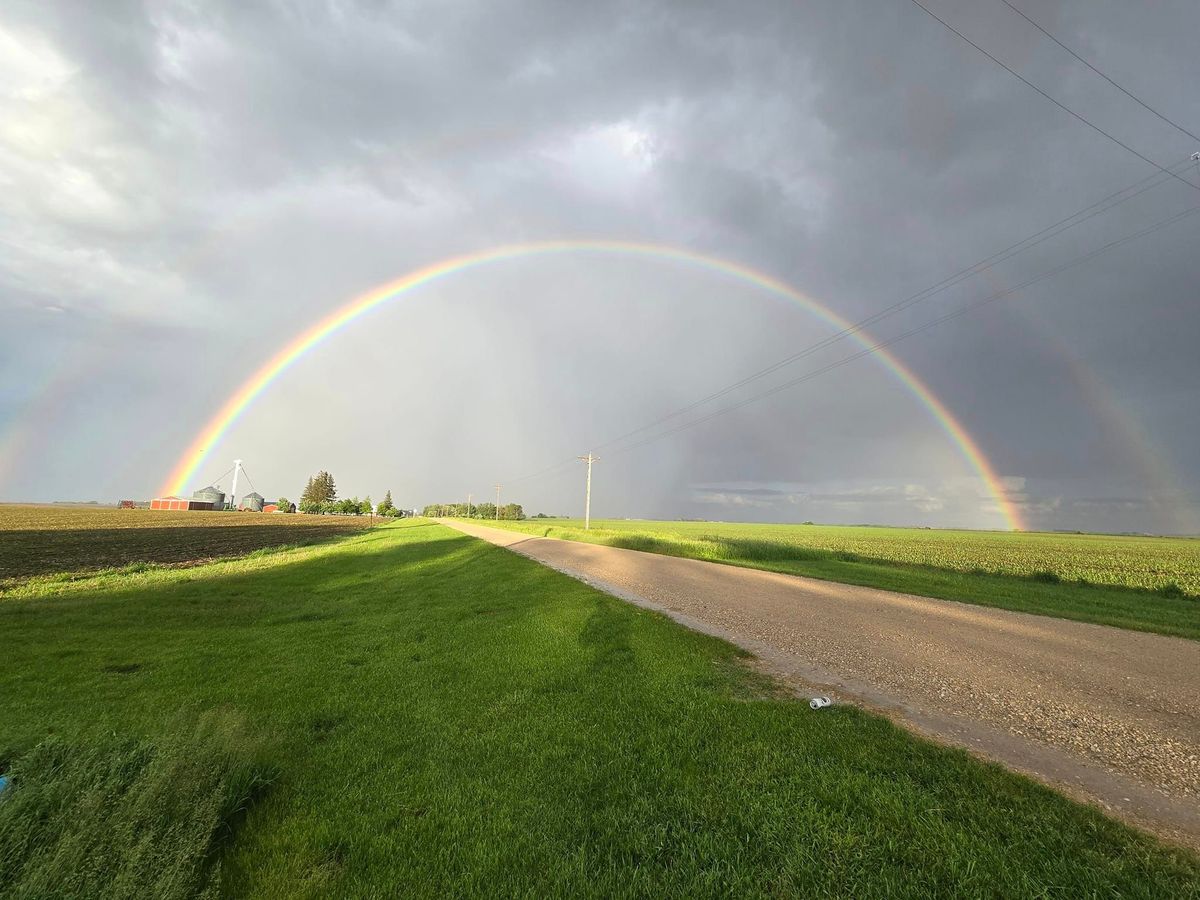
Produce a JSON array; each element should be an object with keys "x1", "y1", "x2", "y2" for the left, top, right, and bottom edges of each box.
[{"x1": 2, "y1": 0, "x2": 1198, "y2": 533}]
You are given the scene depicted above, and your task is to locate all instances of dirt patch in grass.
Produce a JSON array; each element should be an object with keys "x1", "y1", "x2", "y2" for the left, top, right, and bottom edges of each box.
[{"x1": 0, "y1": 504, "x2": 376, "y2": 589}]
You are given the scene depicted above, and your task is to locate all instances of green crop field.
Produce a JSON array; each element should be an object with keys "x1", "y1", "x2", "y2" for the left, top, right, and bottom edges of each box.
[
  {"x1": 0, "y1": 504, "x2": 376, "y2": 593},
  {"x1": 480, "y1": 519, "x2": 1200, "y2": 639},
  {"x1": 2, "y1": 519, "x2": 1198, "y2": 896}
]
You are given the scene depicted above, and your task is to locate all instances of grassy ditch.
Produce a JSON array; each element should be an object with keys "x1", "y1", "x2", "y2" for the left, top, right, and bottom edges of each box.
[{"x1": 1, "y1": 520, "x2": 1197, "y2": 895}]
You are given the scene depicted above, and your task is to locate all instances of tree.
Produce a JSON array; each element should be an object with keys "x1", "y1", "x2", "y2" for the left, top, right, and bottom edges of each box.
[
  {"x1": 361, "y1": 495, "x2": 373, "y2": 516},
  {"x1": 319, "y1": 471, "x2": 337, "y2": 502},
  {"x1": 300, "y1": 477, "x2": 316, "y2": 506},
  {"x1": 300, "y1": 471, "x2": 337, "y2": 506},
  {"x1": 475, "y1": 502, "x2": 496, "y2": 521},
  {"x1": 501, "y1": 503, "x2": 525, "y2": 520},
  {"x1": 378, "y1": 490, "x2": 395, "y2": 516},
  {"x1": 276, "y1": 497, "x2": 294, "y2": 513}
]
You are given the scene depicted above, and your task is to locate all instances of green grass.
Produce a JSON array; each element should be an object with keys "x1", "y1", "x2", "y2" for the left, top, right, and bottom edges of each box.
[
  {"x1": 2, "y1": 520, "x2": 1198, "y2": 896},
  {"x1": 479, "y1": 519, "x2": 1200, "y2": 640},
  {"x1": 0, "y1": 713, "x2": 273, "y2": 898}
]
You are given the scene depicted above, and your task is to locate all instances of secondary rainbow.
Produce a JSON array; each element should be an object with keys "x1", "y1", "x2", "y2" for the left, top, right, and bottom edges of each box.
[{"x1": 161, "y1": 240, "x2": 1025, "y2": 530}]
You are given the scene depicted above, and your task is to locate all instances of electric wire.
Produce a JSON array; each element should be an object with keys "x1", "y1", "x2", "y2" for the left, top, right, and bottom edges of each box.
[
  {"x1": 998, "y1": 0, "x2": 1200, "y2": 145},
  {"x1": 907, "y1": 0, "x2": 1200, "y2": 192},
  {"x1": 500, "y1": 156, "x2": 1194, "y2": 486},
  {"x1": 203, "y1": 466, "x2": 235, "y2": 491},
  {"x1": 587, "y1": 155, "x2": 1194, "y2": 457},
  {"x1": 606, "y1": 202, "x2": 1200, "y2": 459},
  {"x1": 500, "y1": 1, "x2": 1200, "y2": 490}
]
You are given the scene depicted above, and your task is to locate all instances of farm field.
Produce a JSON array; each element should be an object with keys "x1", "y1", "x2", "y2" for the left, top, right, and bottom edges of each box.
[
  {"x1": 2, "y1": 518, "x2": 1197, "y2": 896},
  {"x1": 480, "y1": 519, "x2": 1200, "y2": 639},
  {"x1": 0, "y1": 504, "x2": 376, "y2": 593}
]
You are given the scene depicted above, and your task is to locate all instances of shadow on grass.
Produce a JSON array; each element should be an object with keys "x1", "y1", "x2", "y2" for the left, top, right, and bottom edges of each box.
[{"x1": 3, "y1": 521, "x2": 1199, "y2": 896}]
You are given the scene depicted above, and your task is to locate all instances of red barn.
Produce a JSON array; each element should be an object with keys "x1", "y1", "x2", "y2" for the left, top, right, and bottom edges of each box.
[{"x1": 150, "y1": 496, "x2": 214, "y2": 511}]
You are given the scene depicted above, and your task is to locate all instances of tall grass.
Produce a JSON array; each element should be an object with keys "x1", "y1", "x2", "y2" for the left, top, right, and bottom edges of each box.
[{"x1": 0, "y1": 712, "x2": 274, "y2": 898}]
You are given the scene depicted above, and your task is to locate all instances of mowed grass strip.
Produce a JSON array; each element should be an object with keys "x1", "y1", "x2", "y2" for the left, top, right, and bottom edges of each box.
[
  {"x1": 0, "y1": 504, "x2": 375, "y2": 589},
  {"x1": 482, "y1": 519, "x2": 1200, "y2": 640},
  {"x1": 1, "y1": 521, "x2": 1197, "y2": 897}
]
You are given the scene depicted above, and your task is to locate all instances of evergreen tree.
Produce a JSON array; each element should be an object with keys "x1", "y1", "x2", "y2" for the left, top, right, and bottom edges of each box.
[
  {"x1": 301, "y1": 471, "x2": 338, "y2": 505},
  {"x1": 300, "y1": 476, "x2": 317, "y2": 505},
  {"x1": 317, "y1": 471, "x2": 337, "y2": 502},
  {"x1": 378, "y1": 490, "x2": 395, "y2": 515}
]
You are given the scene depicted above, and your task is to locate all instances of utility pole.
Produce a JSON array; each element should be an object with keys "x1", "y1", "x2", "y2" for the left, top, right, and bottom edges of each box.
[
  {"x1": 577, "y1": 454, "x2": 597, "y2": 530},
  {"x1": 494, "y1": 483, "x2": 501, "y2": 520},
  {"x1": 466, "y1": 493, "x2": 472, "y2": 519}
]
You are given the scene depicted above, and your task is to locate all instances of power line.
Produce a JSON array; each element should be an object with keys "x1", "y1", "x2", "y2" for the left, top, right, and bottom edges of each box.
[
  {"x1": 507, "y1": 457, "x2": 578, "y2": 485},
  {"x1": 588, "y1": 156, "x2": 1192, "y2": 456},
  {"x1": 204, "y1": 466, "x2": 235, "y2": 489},
  {"x1": 500, "y1": 0, "x2": 1200, "y2": 488},
  {"x1": 607, "y1": 202, "x2": 1200, "y2": 458},
  {"x1": 501, "y1": 156, "x2": 1193, "y2": 487},
  {"x1": 998, "y1": 0, "x2": 1200, "y2": 144},
  {"x1": 907, "y1": 0, "x2": 1200, "y2": 193}
]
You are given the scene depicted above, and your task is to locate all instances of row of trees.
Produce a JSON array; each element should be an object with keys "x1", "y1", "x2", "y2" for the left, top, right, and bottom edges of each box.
[
  {"x1": 421, "y1": 502, "x2": 525, "y2": 520},
  {"x1": 293, "y1": 471, "x2": 407, "y2": 517}
]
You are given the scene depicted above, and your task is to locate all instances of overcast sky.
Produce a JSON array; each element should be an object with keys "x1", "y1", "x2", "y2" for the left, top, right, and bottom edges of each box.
[{"x1": 2, "y1": 0, "x2": 1198, "y2": 532}]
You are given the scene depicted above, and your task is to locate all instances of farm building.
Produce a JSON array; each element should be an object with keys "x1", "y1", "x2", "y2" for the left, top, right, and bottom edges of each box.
[
  {"x1": 191, "y1": 485, "x2": 226, "y2": 509},
  {"x1": 242, "y1": 492, "x2": 265, "y2": 512},
  {"x1": 150, "y1": 496, "x2": 215, "y2": 511}
]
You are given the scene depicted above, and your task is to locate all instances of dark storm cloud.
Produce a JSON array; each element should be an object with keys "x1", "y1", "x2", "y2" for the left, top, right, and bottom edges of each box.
[{"x1": 2, "y1": 0, "x2": 1197, "y2": 532}]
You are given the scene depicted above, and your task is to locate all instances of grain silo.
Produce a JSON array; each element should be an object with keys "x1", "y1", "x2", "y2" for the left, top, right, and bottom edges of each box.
[
  {"x1": 192, "y1": 485, "x2": 226, "y2": 510},
  {"x1": 242, "y1": 491, "x2": 265, "y2": 512}
]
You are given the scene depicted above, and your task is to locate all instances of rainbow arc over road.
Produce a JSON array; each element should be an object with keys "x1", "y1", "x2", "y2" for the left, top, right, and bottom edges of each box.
[{"x1": 161, "y1": 240, "x2": 1025, "y2": 530}]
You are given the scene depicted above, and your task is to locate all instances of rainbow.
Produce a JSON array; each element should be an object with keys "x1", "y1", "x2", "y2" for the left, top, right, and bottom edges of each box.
[{"x1": 160, "y1": 240, "x2": 1025, "y2": 529}]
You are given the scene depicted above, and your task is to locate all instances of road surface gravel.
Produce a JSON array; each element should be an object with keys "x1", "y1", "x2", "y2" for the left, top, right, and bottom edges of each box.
[{"x1": 446, "y1": 520, "x2": 1200, "y2": 848}]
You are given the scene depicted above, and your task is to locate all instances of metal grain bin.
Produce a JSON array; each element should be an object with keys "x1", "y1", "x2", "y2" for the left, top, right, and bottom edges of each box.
[{"x1": 192, "y1": 485, "x2": 226, "y2": 509}]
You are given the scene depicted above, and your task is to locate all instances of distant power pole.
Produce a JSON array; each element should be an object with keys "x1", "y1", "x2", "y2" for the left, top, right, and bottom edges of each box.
[
  {"x1": 577, "y1": 454, "x2": 598, "y2": 530},
  {"x1": 494, "y1": 483, "x2": 501, "y2": 520},
  {"x1": 466, "y1": 493, "x2": 472, "y2": 519}
]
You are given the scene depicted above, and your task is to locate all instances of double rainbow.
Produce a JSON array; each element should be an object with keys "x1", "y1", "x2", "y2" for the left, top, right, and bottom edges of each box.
[{"x1": 161, "y1": 240, "x2": 1024, "y2": 530}]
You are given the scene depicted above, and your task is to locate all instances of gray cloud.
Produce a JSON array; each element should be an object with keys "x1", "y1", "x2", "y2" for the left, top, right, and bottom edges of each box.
[{"x1": 2, "y1": 0, "x2": 1198, "y2": 533}]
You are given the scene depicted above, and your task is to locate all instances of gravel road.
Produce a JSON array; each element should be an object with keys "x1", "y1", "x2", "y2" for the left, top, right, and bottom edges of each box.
[{"x1": 446, "y1": 520, "x2": 1200, "y2": 847}]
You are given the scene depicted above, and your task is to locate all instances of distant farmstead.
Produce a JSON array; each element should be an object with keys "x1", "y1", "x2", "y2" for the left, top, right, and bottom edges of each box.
[{"x1": 150, "y1": 496, "x2": 215, "y2": 511}]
